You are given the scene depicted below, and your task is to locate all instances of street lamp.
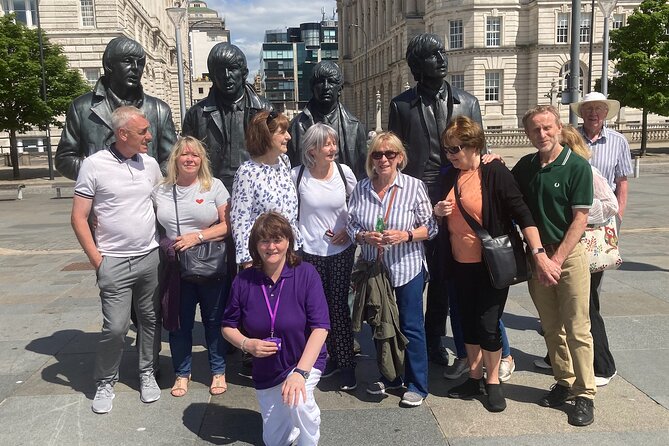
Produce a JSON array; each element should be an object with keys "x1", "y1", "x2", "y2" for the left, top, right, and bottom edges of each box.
[
  {"x1": 599, "y1": 0, "x2": 619, "y2": 96},
  {"x1": 349, "y1": 24, "x2": 369, "y2": 131},
  {"x1": 167, "y1": 3, "x2": 188, "y2": 124},
  {"x1": 35, "y1": 0, "x2": 54, "y2": 180}
]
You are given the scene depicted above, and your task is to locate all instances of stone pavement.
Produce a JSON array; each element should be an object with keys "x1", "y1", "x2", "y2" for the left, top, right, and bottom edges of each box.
[{"x1": 0, "y1": 158, "x2": 668, "y2": 445}]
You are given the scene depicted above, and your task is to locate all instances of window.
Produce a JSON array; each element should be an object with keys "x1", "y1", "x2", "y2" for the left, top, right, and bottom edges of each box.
[
  {"x1": 450, "y1": 73, "x2": 464, "y2": 90},
  {"x1": 559, "y1": 62, "x2": 584, "y2": 93},
  {"x1": 449, "y1": 20, "x2": 463, "y2": 49},
  {"x1": 484, "y1": 72, "x2": 501, "y2": 102},
  {"x1": 557, "y1": 13, "x2": 569, "y2": 43},
  {"x1": 80, "y1": 0, "x2": 95, "y2": 27},
  {"x1": 486, "y1": 17, "x2": 501, "y2": 47},
  {"x1": 322, "y1": 29, "x2": 337, "y2": 43},
  {"x1": 580, "y1": 17, "x2": 591, "y2": 43},
  {"x1": 82, "y1": 68, "x2": 100, "y2": 86},
  {"x1": 5, "y1": 0, "x2": 37, "y2": 26},
  {"x1": 612, "y1": 14, "x2": 624, "y2": 30}
]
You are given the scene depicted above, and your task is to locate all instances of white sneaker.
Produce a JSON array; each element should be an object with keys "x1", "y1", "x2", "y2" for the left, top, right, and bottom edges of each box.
[
  {"x1": 499, "y1": 357, "x2": 516, "y2": 382},
  {"x1": 595, "y1": 371, "x2": 617, "y2": 387},
  {"x1": 443, "y1": 358, "x2": 470, "y2": 379},
  {"x1": 140, "y1": 372, "x2": 161, "y2": 403},
  {"x1": 92, "y1": 382, "x2": 115, "y2": 414}
]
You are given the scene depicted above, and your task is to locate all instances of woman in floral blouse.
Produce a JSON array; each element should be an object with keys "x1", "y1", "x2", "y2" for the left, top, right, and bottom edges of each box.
[{"x1": 231, "y1": 111, "x2": 303, "y2": 268}]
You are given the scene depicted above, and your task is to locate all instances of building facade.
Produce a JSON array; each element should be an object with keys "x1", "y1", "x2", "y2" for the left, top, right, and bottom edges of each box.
[
  {"x1": 0, "y1": 0, "x2": 187, "y2": 153},
  {"x1": 260, "y1": 19, "x2": 339, "y2": 114},
  {"x1": 337, "y1": 0, "x2": 665, "y2": 130}
]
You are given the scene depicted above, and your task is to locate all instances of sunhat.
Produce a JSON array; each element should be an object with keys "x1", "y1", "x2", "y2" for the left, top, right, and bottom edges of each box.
[{"x1": 570, "y1": 92, "x2": 620, "y2": 120}]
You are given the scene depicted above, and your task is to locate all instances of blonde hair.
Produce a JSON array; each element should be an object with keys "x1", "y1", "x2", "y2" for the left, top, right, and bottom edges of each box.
[
  {"x1": 164, "y1": 136, "x2": 214, "y2": 191},
  {"x1": 561, "y1": 125, "x2": 591, "y2": 160},
  {"x1": 365, "y1": 132, "x2": 408, "y2": 178}
]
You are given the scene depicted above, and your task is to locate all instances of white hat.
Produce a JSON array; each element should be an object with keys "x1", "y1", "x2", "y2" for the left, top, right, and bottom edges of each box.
[{"x1": 570, "y1": 92, "x2": 620, "y2": 120}]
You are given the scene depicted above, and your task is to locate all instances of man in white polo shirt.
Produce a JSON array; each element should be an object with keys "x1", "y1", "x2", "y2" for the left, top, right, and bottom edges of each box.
[{"x1": 71, "y1": 106, "x2": 163, "y2": 414}]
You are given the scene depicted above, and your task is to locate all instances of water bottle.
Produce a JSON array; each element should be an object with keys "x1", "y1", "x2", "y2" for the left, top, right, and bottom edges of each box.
[{"x1": 375, "y1": 215, "x2": 385, "y2": 232}]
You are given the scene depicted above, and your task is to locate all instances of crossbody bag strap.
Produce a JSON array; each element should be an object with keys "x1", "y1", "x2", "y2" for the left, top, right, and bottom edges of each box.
[
  {"x1": 453, "y1": 176, "x2": 491, "y2": 242},
  {"x1": 172, "y1": 185, "x2": 182, "y2": 237},
  {"x1": 335, "y1": 161, "x2": 350, "y2": 201},
  {"x1": 376, "y1": 184, "x2": 399, "y2": 262},
  {"x1": 295, "y1": 165, "x2": 305, "y2": 220}
]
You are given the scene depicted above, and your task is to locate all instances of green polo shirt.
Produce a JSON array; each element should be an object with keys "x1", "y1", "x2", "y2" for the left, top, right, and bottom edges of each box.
[{"x1": 512, "y1": 146, "x2": 593, "y2": 244}]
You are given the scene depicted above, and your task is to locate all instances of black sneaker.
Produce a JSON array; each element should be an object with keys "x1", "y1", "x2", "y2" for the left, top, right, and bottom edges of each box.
[
  {"x1": 321, "y1": 360, "x2": 340, "y2": 379},
  {"x1": 538, "y1": 384, "x2": 570, "y2": 407},
  {"x1": 339, "y1": 367, "x2": 357, "y2": 391},
  {"x1": 428, "y1": 345, "x2": 450, "y2": 366},
  {"x1": 569, "y1": 397, "x2": 594, "y2": 426},
  {"x1": 485, "y1": 382, "x2": 506, "y2": 412},
  {"x1": 447, "y1": 378, "x2": 484, "y2": 399}
]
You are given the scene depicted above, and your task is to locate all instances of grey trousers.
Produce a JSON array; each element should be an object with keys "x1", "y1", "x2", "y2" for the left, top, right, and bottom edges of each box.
[{"x1": 94, "y1": 249, "x2": 161, "y2": 384}]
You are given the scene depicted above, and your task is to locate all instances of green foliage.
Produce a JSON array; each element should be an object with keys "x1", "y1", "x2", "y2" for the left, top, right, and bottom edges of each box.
[
  {"x1": 608, "y1": 0, "x2": 669, "y2": 116},
  {"x1": 0, "y1": 14, "x2": 90, "y2": 134}
]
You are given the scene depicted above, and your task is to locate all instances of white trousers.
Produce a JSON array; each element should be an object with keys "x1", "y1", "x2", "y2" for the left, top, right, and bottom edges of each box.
[{"x1": 256, "y1": 368, "x2": 322, "y2": 446}]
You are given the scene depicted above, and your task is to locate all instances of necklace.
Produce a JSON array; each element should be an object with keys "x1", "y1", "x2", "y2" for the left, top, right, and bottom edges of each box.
[{"x1": 457, "y1": 168, "x2": 480, "y2": 198}]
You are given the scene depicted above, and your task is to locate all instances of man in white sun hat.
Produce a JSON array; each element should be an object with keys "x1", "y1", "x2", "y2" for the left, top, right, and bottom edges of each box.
[{"x1": 570, "y1": 91, "x2": 633, "y2": 388}]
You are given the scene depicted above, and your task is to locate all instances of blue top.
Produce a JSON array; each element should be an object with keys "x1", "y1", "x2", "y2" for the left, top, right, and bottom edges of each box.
[{"x1": 221, "y1": 261, "x2": 330, "y2": 390}]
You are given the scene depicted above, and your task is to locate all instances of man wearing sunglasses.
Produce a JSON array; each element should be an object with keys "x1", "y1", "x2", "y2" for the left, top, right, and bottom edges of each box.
[
  {"x1": 182, "y1": 43, "x2": 273, "y2": 193},
  {"x1": 388, "y1": 33, "x2": 482, "y2": 366}
]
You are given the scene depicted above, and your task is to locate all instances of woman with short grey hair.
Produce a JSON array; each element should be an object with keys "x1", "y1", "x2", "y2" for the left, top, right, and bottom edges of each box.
[{"x1": 291, "y1": 123, "x2": 358, "y2": 391}]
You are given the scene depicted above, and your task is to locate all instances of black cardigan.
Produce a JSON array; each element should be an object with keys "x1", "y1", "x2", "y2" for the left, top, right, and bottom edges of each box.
[{"x1": 437, "y1": 159, "x2": 536, "y2": 277}]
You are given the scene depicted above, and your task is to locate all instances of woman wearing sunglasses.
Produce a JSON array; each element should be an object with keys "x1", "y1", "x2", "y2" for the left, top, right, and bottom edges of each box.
[
  {"x1": 231, "y1": 110, "x2": 303, "y2": 269},
  {"x1": 434, "y1": 116, "x2": 545, "y2": 412},
  {"x1": 347, "y1": 132, "x2": 437, "y2": 407}
]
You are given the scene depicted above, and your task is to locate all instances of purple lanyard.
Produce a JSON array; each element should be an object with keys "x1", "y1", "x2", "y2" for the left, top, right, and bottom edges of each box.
[{"x1": 261, "y1": 279, "x2": 285, "y2": 337}]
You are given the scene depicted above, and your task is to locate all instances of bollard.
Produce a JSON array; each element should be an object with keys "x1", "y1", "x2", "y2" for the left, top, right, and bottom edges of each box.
[{"x1": 634, "y1": 156, "x2": 640, "y2": 178}]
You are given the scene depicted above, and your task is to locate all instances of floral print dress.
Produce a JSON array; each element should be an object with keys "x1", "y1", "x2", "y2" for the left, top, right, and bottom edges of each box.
[{"x1": 231, "y1": 154, "x2": 302, "y2": 264}]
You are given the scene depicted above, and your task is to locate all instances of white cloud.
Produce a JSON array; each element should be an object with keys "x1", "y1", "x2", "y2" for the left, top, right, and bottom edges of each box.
[{"x1": 206, "y1": 0, "x2": 338, "y2": 75}]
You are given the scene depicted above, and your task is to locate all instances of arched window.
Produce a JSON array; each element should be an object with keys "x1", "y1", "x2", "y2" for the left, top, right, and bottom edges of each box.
[{"x1": 559, "y1": 62, "x2": 584, "y2": 93}]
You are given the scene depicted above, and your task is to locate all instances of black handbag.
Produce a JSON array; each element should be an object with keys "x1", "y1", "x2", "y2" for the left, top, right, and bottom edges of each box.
[
  {"x1": 454, "y1": 180, "x2": 531, "y2": 289},
  {"x1": 172, "y1": 185, "x2": 227, "y2": 283}
]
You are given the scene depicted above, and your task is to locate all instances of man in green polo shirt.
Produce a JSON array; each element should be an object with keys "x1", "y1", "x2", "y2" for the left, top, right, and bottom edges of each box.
[{"x1": 512, "y1": 105, "x2": 595, "y2": 427}]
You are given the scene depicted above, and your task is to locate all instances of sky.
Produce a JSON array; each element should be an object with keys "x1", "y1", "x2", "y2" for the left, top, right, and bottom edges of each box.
[{"x1": 206, "y1": 0, "x2": 338, "y2": 75}]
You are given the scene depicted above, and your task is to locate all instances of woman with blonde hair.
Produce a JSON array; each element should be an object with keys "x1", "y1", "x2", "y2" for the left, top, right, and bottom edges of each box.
[{"x1": 153, "y1": 136, "x2": 231, "y2": 397}]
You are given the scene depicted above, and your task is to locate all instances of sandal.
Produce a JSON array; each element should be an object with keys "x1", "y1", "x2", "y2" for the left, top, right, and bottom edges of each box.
[
  {"x1": 171, "y1": 375, "x2": 190, "y2": 397},
  {"x1": 210, "y1": 374, "x2": 227, "y2": 395}
]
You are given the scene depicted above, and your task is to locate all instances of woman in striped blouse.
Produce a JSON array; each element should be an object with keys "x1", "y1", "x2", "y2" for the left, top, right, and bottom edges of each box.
[{"x1": 347, "y1": 132, "x2": 438, "y2": 407}]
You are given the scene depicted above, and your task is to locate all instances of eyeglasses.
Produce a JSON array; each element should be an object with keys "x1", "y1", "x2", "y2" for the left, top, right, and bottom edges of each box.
[
  {"x1": 266, "y1": 110, "x2": 278, "y2": 124},
  {"x1": 442, "y1": 145, "x2": 463, "y2": 155},
  {"x1": 371, "y1": 150, "x2": 399, "y2": 160}
]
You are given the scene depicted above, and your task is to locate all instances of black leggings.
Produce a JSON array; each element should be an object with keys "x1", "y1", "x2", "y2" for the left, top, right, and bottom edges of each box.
[{"x1": 453, "y1": 261, "x2": 509, "y2": 352}]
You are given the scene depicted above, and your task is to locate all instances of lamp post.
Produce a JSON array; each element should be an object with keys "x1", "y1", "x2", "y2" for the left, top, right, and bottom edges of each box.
[
  {"x1": 349, "y1": 24, "x2": 369, "y2": 131},
  {"x1": 599, "y1": 0, "x2": 619, "y2": 96},
  {"x1": 167, "y1": 3, "x2": 188, "y2": 124},
  {"x1": 35, "y1": 0, "x2": 54, "y2": 180},
  {"x1": 568, "y1": 0, "x2": 581, "y2": 125}
]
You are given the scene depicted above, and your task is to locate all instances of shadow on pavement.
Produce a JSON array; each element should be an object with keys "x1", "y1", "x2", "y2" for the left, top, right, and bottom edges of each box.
[
  {"x1": 619, "y1": 260, "x2": 669, "y2": 272},
  {"x1": 184, "y1": 402, "x2": 263, "y2": 445}
]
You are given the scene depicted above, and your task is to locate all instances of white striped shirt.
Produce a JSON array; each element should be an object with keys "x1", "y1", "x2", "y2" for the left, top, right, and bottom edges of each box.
[
  {"x1": 347, "y1": 171, "x2": 438, "y2": 287},
  {"x1": 579, "y1": 126, "x2": 633, "y2": 191}
]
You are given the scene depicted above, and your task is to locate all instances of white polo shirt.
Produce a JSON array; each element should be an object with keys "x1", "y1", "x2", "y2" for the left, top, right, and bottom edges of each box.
[{"x1": 74, "y1": 147, "x2": 162, "y2": 257}]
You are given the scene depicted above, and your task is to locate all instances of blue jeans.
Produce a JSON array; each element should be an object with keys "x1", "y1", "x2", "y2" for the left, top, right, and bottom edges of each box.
[
  {"x1": 449, "y1": 282, "x2": 511, "y2": 358},
  {"x1": 170, "y1": 279, "x2": 229, "y2": 377},
  {"x1": 394, "y1": 270, "x2": 428, "y2": 398}
]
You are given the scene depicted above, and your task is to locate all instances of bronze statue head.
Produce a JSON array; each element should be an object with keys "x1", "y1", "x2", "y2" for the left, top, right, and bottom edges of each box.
[
  {"x1": 406, "y1": 33, "x2": 448, "y2": 85},
  {"x1": 102, "y1": 37, "x2": 146, "y2": 98},
  {"x1": 310, "y1": 61, "x2": 343, "y2": 113},
  {"x1": 207, "y1": 43, "x2": 249, "y2": 103}
]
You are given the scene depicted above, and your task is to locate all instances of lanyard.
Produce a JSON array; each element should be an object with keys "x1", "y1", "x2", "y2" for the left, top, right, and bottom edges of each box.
[{"x1": 260, "y1": 279, "x2": 285, "y2": 337}]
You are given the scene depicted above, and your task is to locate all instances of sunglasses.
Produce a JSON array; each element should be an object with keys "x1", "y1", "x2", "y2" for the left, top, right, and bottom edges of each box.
[
  {"x1": 266, "y1": 110, "x2": 278, "y2": 124},
  {"x1": 442, "y1": 145, "x2": 463, "y2": 155},
  {"x1": 371, "y1": 150, "x2": 399, "y2": 160}
]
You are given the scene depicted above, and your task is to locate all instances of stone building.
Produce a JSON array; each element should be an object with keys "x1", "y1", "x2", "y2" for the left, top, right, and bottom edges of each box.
[
  {"x1": 337, "y1": 0, "x2": 665, "y2": 130},
  {"x1": 0, "y1": 0, "x2": 186, "y2": 153}
]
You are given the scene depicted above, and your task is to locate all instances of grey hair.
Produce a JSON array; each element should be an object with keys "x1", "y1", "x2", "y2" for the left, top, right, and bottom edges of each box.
[
  {"x1": 111, "y1": 106, "x2": 146, "y2": 132},
  {"x1": 301, "y1": 123, "x2": 339, "y2": 169}
]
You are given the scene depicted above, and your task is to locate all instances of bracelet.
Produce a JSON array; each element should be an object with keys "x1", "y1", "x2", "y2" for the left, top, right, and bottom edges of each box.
[
  {"x1": 407, "y1": 230, "x2": 414, "y2": 242},
  {"x1": 240, "y1": 337, "x2": 248, "y2": 354}
]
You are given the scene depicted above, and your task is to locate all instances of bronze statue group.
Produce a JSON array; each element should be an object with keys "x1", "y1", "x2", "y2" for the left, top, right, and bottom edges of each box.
[{"x1": 61, "y1": 32, "x2": 631, "y2": 444}]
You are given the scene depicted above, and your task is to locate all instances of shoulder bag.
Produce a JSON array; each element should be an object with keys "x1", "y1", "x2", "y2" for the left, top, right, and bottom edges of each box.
[
  {"x1": 581, "y1": 217, "x2": 623, "y2": 273},
  {"x1": 454, "y1": 179, "x2": 531, "y2": 289},
  {"x1": 173, "y1": 185, "x2": 227, "y2": 283}
]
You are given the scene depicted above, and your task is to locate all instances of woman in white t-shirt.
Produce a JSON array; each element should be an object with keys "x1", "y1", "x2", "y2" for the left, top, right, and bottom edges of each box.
[
  {"x1": 153, "y1": 136, "x2": 231, "y2": 398},
  {"x1": 291, "y1": 123, "x2": 358, "y2": 391}
]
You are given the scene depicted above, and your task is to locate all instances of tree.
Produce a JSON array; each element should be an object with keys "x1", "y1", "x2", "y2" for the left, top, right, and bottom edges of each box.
[
  {"x1": 0, "y1": 14, "x2": 90, "y2": 179},
  {"x1": 607, "y1": 0, "x2": 669, "y2": 156}
]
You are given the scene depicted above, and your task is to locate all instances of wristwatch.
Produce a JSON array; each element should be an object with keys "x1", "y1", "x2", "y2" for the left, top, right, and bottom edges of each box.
[
  {"x1": 531, "y1": 247, "x2": 546, "y2": 255},
  {"x1": 293, "y1": 368, "x2": 310, "y2": 380},
  {"x1": 197, "y1": 232, "x2": 205, "y2": 243}
]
